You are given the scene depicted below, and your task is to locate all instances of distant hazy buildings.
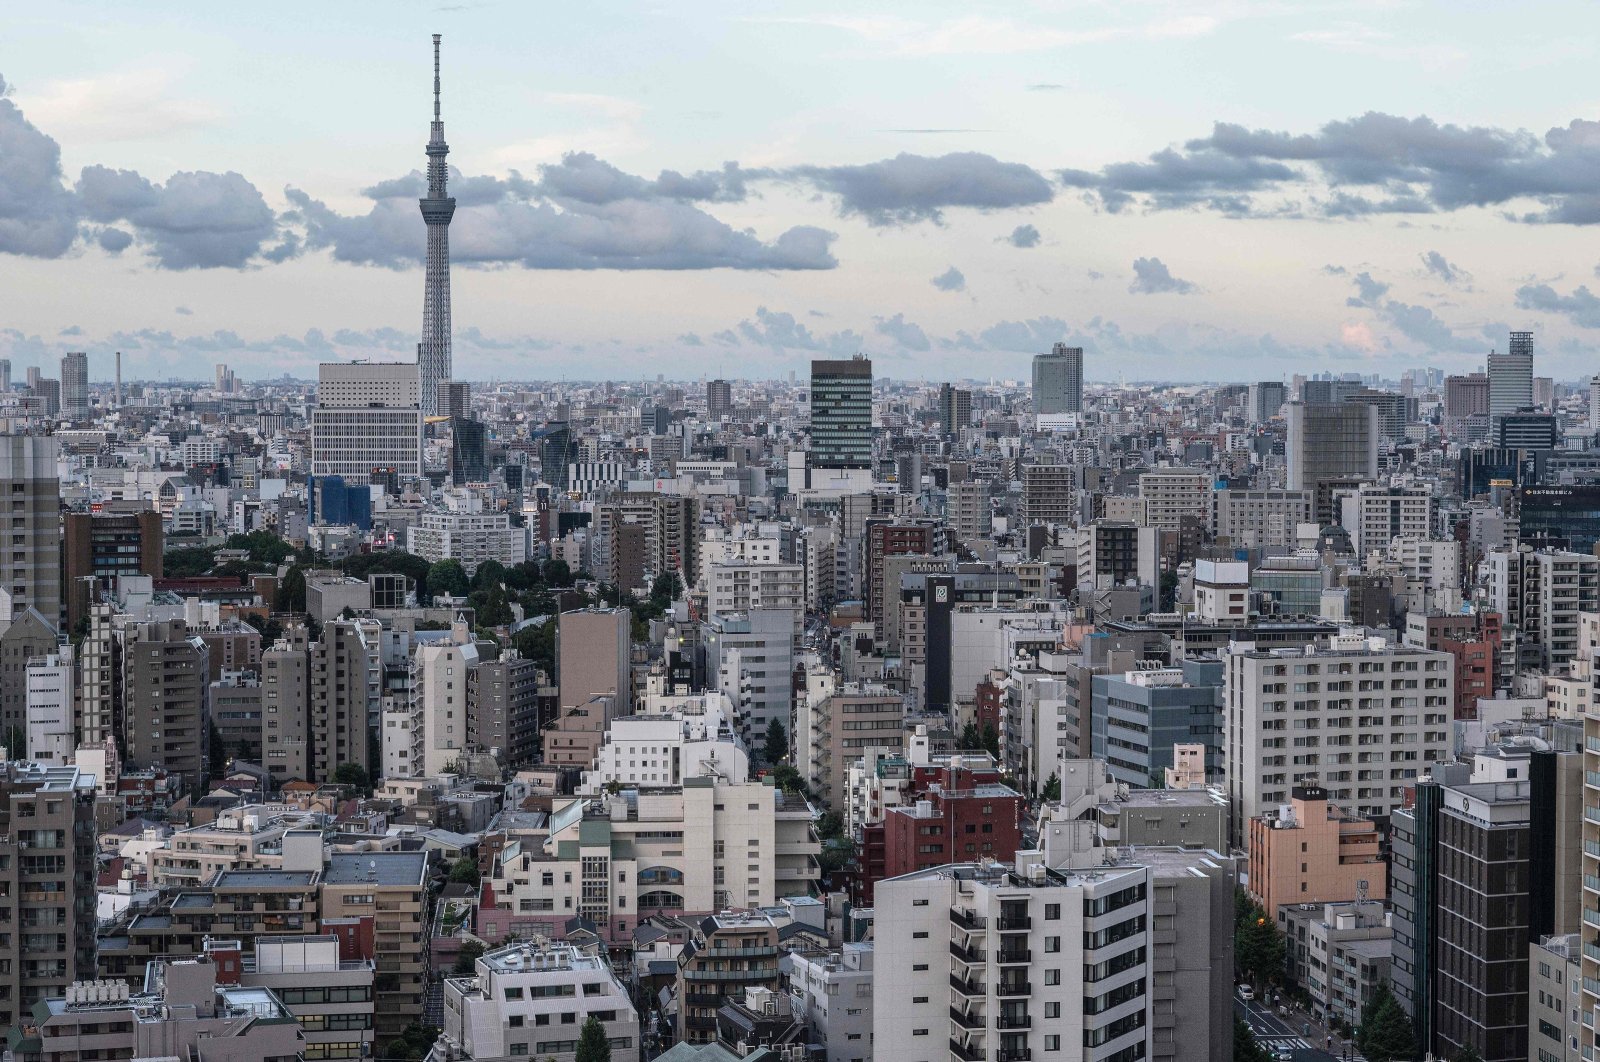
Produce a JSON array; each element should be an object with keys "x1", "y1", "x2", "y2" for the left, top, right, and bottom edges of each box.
[
  {"x1": 1487, "y1": 331, "x2": 1534, "y2": 418},
  {"x1": 59, "y1": 351, "x2": 88, "y2": 420},
  {"x1": 1032, "y1": 342, "x2": 1083, "y2": 428}
]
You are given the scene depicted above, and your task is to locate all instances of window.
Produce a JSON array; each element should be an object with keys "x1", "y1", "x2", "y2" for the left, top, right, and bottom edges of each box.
[
  {"x1": 1045, "y1": 1035, "x2": 1060, "y2": 1051},
  {"x1": 1045, "y1": 903, "x2": 1061, "y2": 920},
  {"x1": 913, "y1": 996, "x2": 928, "y2": 1004},
  {"x1": 912, "y1": 964, "x2": 929, "y2": 971},
  {"x1": 503, "y1": 988, "x2": 524, "y2": 1000},
  {"x1": 1045, "y1": 936, "x2": 1060, "y2": 953},
  {"x1": 913, "y1": 931, "x2": 928, "y2": 939},
  {"x1": 509, "y1": 1016, "x2": 524, "y2": 1028},
  {"x1": 913, "y1": 1029, "x2": 929, "y2": 1037},
  {"x1": 1045, "y1": 1002, "x2": 1060, "y2": 1019},
  {"x1": 1045, "y1": 969, "x2": 1060, "y2": 986}
]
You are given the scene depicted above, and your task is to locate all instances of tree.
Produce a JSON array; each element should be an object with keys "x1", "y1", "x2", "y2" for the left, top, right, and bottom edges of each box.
[
  {"x1": 468, "y1": 585, "x2": 514, "y2": 628},
  {"x1": 542, "y1": 558, "x2": 572, "y2": 587},
  {"x1": 1449, "y1": 1046, "x2": 1483, "y2": 1062},
  {"x1": 575, "y1": 1015, "x2": 611, "y2": 1062},
  {"x1": 512, "y1": 619, "x2": 556, "y2": 673},
  {"x1": 1234, "y1": 894, "x2": 1285, "y2": 988},
  {"x1": 164, "y1": 545, "x2": 218, "y2": 578},
  {"x1": 1355, "y1": 983, "x2": 1416, "y2": 1062},
  {"x1": 227, "y1": 529, "x2": 296, "y2": 567},
  {"x1": 648, "y1": 571, "x2": 682, "y2": 610},
  {"x1": 980, "y1": 723, "x2": 1000, "y2": 760},
  {"x1": 959, "y1": 721, "x2": 982, "y2": 751},
  {"x1": 1234, "y1": 1015, "x2": 1270, "y2": 1062},
  {"x1": 427, "y1": 559, "x2": 470, "y2": 599},
  {"x1": 763, "y1": 720, "x2": 788, "y2": 765},
  {"x1": 207, "y1": 722, "x2": 227, "y2": 781},
  {"x1": 818, "y1": 836, "x2": 856, "y2": 876},
  {"x1": 448, "y1": 855, "x2": 481, "y2": 886},
  {"x1": 277, "y1": 566, "x2": 307, "y2": 613},
  {"x1": 471, "y1": 559, "x2": 508, "y2": 593},
  {"x1": 770, "y1": 764, "x2": 807, "y2": 796},
  {"x1": 453, "y1": 939, "x2": 486, "y2": 976},
  {"x1": 334, "y1": 762, "x2": 371, "y2": 795},
  {"x1": 815, "y1": 811, "x2": 845, "y2": 840},
  {"x1": 1040, "y1": 773, "x2": 1061, "y2": 802}
]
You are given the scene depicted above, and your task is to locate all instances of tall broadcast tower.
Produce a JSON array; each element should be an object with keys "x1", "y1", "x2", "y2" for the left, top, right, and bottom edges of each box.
[{"x1": 417, "y1": 33, "x2": 455, "y2": 417}]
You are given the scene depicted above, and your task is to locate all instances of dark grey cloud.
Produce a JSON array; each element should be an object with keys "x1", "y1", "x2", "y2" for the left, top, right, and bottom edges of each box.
[
  {"x1": 0, "y1": 74, "x2": 82, "y2": 257},
  {"x1": 874, "y1": 313, "x2": 931, "y2": 352},
  {"x1": 1007, "y1": 224, "x2": 1041, "y2": 248},
  {"x1": 931, "y1": 266, "x2": 966, "y2": 292},
  {"x1": 1420, "y1": 250, "x2": 1467, "y2": 285},
  {"x1": 1129, "y1": 257, "x2": 1196, "y2": 295},
  {"x1": 528, "y1": 153, "x2": 749, "y2": 205},
  {"x1": 1346, "y1": 271, "x2": 1390, "y2": 308},
  {"x1": 1516, "y1": 282, "x2": 1600, "y2": 328},
  {"x1": 1321, "y1": 264, "x2": 1348, "y2": 275},
  {"x1": 287, "y1": 179, "x2": 837, "y2": 271},
  {"x1": 788, "y1": 152, "x2": 1054, "y2": 225},
  {"x1": 174, "y1": 306, "x2": 193, "y2": 316},
  {"x1": 1058, "y1": 112, "x2": 1600, "y2": 223},
  {"x1": 96, "y1": 227, "x2": 132, "y2": 253},
  {"x1": 77, "y1": 165, "x2": 279, "y2": 269}
]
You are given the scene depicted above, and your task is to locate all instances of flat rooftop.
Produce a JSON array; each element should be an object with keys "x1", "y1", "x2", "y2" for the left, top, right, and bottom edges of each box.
[{"x1": 324, "y1": 851, "x2": 428, "y2": 886}]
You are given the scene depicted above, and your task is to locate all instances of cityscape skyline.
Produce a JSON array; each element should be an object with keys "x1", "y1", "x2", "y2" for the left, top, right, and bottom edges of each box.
[{"x1": 3, "y1": 5, "x2": 1600, "y2": 383}]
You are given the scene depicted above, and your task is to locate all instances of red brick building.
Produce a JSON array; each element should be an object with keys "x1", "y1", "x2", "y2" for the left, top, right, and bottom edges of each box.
[
  {"x1": 854, "y1": 763, "x2": 1022, "y2": 903},
  {"x1": 1412, "y1": 611, "x2": 1502, "y2": 717}
]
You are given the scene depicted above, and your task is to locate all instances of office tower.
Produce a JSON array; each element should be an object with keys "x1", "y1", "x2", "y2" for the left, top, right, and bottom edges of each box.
[
  {"x1": 1301, "y1": 378, "x2": 1361, "y2": 404},
  {"x1": 416, "y1": 34, "x2": 455, "y2": 416},
  {"x1": 1487, "y1": 331, "x2": 1534, "y2": 417},
  {"x1": 63, "y1": 509, "x2": 163, "y2": 630},
  {"x1": 113, "y1": 350, "x2": 121, "y2": 405},
  {"x1": 25, "y1": 366, "x2": 40, "y2": 390},
  {"x1": 1494, "y1": 410, "x2": 1558, "y2": 449},
  {"x1": 1021, "y1": 463, "x2": 1075, "y2": 526},
  {"x1": 122, "y1": 620, "x2": 209, "y2": 783},
  {"x1": 1444, "y1": 372, "x2": 1490, "y2": 421},
  {"x1": 1210, "y1": 488, "x2": 1313, "y2": 551},
  {"x1": 30, "y1": 377, "x2": 59, "y2": 416},
  {"x1": 1346, "y1": 387, "x2": 1413, "y2": 442},
  {"x1": 1534, "y1": 375, "x2": 1555, "y2": 409},
  {"x1": 706, "y1": 377, "x2": 732, "y2": 418},
  {"x1": 938, "y1": 382, "x2": 971, "y2": 435},
  {"x1": 1338, "y1": 483, "x2": 1433, "y2": 558},
  {"x1": 1223, "y1": 632, "x2": 1453, "y2": 848},
  {"x1": 450, "y1": 416, "x2": 488, "y2": 485},
  {"x1": 310, "y1": 362, "x2": 424, "y2": 483},
  {"x1": 0, "y1": 433, "x2": 61, "y2": 626},
  {"x1": 0, "y1": 763, "x2": 97, "y2": 1029},
  {"x1": 1247, "y1": 380, "x2": 1286, "y2": 423},
  {"x1": 1032, "y1": 341, "x2": 1083, "y2": 414},
  {"x1": 1091, "y1": 659, "x2": 1224, "y2": 788},
  {"x1": 1285, "y1": 400, "x2": 1379, "y2": 524},
  {"x1": 1138, "y1": 467, "x2": 1208, "y2": 531},
  {"x1": 809, "y1": 355, "x2": 873, "y2": 469},
  {"x1": 0, "y1": 359, "x2": 9, "y2": 391},
  {"x1": 536, "y1": 421, "x2": 574, "y2": 491},
  {"x1": 59, "y1": 351, "x2": 87, "y2": 419},
  {"x1": 437, "y1": 379, "x2": 470, "y2": 421}
]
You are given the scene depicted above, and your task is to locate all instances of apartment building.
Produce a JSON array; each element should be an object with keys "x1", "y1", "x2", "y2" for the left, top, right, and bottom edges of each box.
[
  {"x1": 317, "y1": 851, "x2": 428, "y2": 1042},
  {"x1": 486, "y1": 780, "x2": 818, "y2": 945},
  {"x1": 1211, "y1": 488, "x2": 1313, "y2": 551},
  {"x1": 677, "y1": 910, "x2": 783, "y2": 1044},
  {"x1": 1247, "y1": 784, "x2": 1385, "y2": 916},
  {"x1": 1485, "y1": 547, "x2": 1600, "y2": 669},
  {"x1": 1138, "y1": 468, "x2": 1208, "y2": 531},
  {"x1": 1223, "y1": 632, "x2": 1453, "y2": 847},
  {"x1": 797, "y1": 672, "x2": 904, "y2": 811},
  {"x1": 584, "y1": 691, "x2": 748, "y2": 791},
  {"x1": 439, "y1": 940, "x2": 639, "y2": 1062},
  {"x1": 1279, "y1": 900, "x2": 1392, "y2": 1030},
  {"x1": 231, "y1": 935, "x2": 377, "y2": 1062},
  {"x1": 0, "y1": 764, "x2": 97, "y2": 1030},
  {"x1": 789, "y1": 943, "x2": 875, "y2": 1062},
  {"x1": 406, "y1": 490, "x2": 528, "y2": 574},
  {"x1": 467, "y1": 653, "x2": 542, "y2": 764},
  {"x1": 1340, "y1": 483, "x2": 1434, "y2": 559},
  {"x1": 121, "y1": 619, "x2": 210, "y2": 784},
  {"x1": 707, "y1": 561, "x2": 805, "y2": 626}
]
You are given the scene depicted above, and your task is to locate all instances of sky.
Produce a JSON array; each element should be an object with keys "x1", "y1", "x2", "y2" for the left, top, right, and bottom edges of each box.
[{"x1": 3, "y1": 0, "x2": 1600, "y2": 383}]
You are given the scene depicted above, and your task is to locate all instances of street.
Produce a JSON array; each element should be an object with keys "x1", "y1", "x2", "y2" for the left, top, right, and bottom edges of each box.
[{"x1": 1236, "y1": 996, "x2": 1365, "y2": 1062}]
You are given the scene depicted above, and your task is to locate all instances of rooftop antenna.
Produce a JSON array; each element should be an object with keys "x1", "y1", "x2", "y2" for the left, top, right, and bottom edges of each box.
[{"x1": 433, "y1": 33, "x2": 443, "y2": 123}]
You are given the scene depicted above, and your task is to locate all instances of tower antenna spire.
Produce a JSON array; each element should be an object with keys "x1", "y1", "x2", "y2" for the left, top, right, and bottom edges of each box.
[{"x1": 433, "y1": 33, "x2": 442, "y2": 122}]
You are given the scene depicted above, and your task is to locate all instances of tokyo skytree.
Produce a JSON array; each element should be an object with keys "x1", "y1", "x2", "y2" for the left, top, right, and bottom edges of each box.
[{"x1": 417, "y1": 33, "x2": 455, "y2": 417}]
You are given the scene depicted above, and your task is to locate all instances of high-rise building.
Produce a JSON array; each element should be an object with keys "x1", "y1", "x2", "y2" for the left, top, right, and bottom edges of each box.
[
  {"x1": 0, "y1": 433, "x2": 61, "y2": 625},
  {"x1": 1285, "y1": 400, "x2": 1379, "y2": 524},
  {"x1": 0, "y1": 359, "x2": 10, "y2": 391},
  {"x1": 1444, "y1": 372, "x2": 1490, "y2": 421},
  {"x1": 318, "y1": 851, "x2": 429, "y2": 1042},
  {"x1": 310, "y1": 362, "x2": 424, "y2": 483},
  {"x1": 809, "y1": 356, "x2": 873, "y2": 470},
  {"x1": 1223, "y1": 632, "x2": 1452, "y2": 845},
  {"x1": 1247, "y1": 380, "x2": 1286, "y2": 423},
  {"x1": 1487, "y1": 331, "x2": 1534, "y2": 418},
  {"x1": 437, "y1": 378, "x2": 470, "y2": 420},
  {"x1": 1590, "y1": 374, "x2": 1600, "y2": 432},
  {"x1": 417, "y1": 34, "x2": 455, "y2": 417},
  {"x1": 449, "y1": 417, "x2": 488, "y2": 485},
  {"x1": 1032, "y1": 341, "x2": 1083, "y2": 414},
  {"x1": 706, "y1": 378, "x2": 732, "y2": 419},
  {"x1": 63, "y1": 509, "x2": 163, "y2": 631},
  {"x1": 59, "y1": 351, "x2": 88, "y2": 420},
  {"x1": 467, "y1": 653, "x2": 542, "y2": 764},
  {"x1": 1138, "y1": 467, "x2": 1208, "y2": 531},
  {"x1": 122, "y1": 620, "x2": 210, "y2": 784},
  {"x1": 0, "y1": 763, "x2": 97, "y2": 1029},
  {"x1": 937, "y1": 382, "x2": 971, "y2": 436}
]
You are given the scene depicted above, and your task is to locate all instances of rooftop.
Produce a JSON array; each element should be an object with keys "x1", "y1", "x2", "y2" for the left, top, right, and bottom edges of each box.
[{"x1": 324, "y1": 851, "x2": 428, "y2": 886}]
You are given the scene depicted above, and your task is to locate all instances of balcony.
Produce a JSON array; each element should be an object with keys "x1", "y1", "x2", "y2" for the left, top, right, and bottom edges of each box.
[
  {"x1": 996, "y1": 981, "x2": 1031, "y2": 998},
  {"x1": 997, "y1": 1014, "x2": 1032, "y2": 1030},
  {"x1": 949, "y1": 1039, "x2": 984, "y2": 1062},
  {"x1": 998, "y1": 1051, "x2": 1033, "y2": 1062},
  {"x1": 950, "y1": 908, "x2": 987, "y2": 932},
  {"x1": 949, "y1": 974, "x2": 985, "y2": 997},
  {"x1": 997, "y1": 915, "x2": 1031, "y2": 932},
  {"x1": 996, "y1": 949, "x2": 1031, "y2": 965},
  {"x1": 950, "y1": 942, "x2": 986, "y2": 964},
  {"x1": 949, "y1": 1006, "x2": 984, "y2": 1030}
]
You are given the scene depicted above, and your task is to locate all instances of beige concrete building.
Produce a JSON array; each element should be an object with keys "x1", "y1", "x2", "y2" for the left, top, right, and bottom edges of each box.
[
  {"x1": 318, "y1": 851, "x2": 428, "y2": 1043},
  {"x1": 0, "y1": 433, "x2": 61, "y2": 629},
  {"x1": 1247, "y1": 784, "x2": 1386, "y2": 915},
  {"x1": 557, "y1": 607, "x2": 630, "y2": 709},
  {"x1": 1139, "y1": 467, "x2": 1208, "y2": 531},
  {"x1": 797, "y1": 669, "x2": 904, "y2": 811}
]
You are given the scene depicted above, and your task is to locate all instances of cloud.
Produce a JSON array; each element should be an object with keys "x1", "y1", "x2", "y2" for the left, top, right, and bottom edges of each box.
[
  {"x1": 174, "y1": 305, "x2": 193, "y2": 316},
  {"x1": 529, "y1": 152, "x2": 749, "y2": 205},
  {"x1": 96, "y1": 227, "x2": 132, "y2": 253},
  {"x1": 77, "y1": 164, "x2": 280, "y2": 269},
  {"x1": 874, "y1": 313, "x2": 931, "y2": 351},
  {"x1": 931, "y1": 266, "x2": 966, "y2": 292},
  {"x1": 1419, "y1": 250, "x2": 1468, "y2": 285},
  {"x1": 732, "y1": 306, "x2": 862, "y2": 353},
  {"x1": 770, "y1": 14, "x2": 1216, "y2": 58},
  {"x1": 1128, "y1": 256, "x2": 1196, "y2": 294},
  {"x1": 1007, "y1": 223, "x2": 1041, "y2": 248},
  {"x1": 0, "y1": 74, "x2": 82, "y2": 257},
  {"x1": 1321, "y1": 264, "x2": 1348, "y2": 275},
  {"x1": 787, "y1": 152, "x2": 1053, "y2": 225},
  {"x1": 58, "y1": 325, "x2": 83, "y2": 336},
  {"x1": 287, "y1": 176, "x2": 838, "y2": 271},
  {"x1": 1516, "y1": 282, "x2": 1600, "y2": 328},
  {"x1": 1346, "y1": 271, "x2": 1390, "y2": 307},
  {"x1": 1057, "y1": 111, "x2": 1600, "y2": 223},
  {"x1": 1027, "y1": 83, "x2": 1066, "y2": 91},
  {"x1": 677, "y1": 332, "x2": 705, "y2": 346}
]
